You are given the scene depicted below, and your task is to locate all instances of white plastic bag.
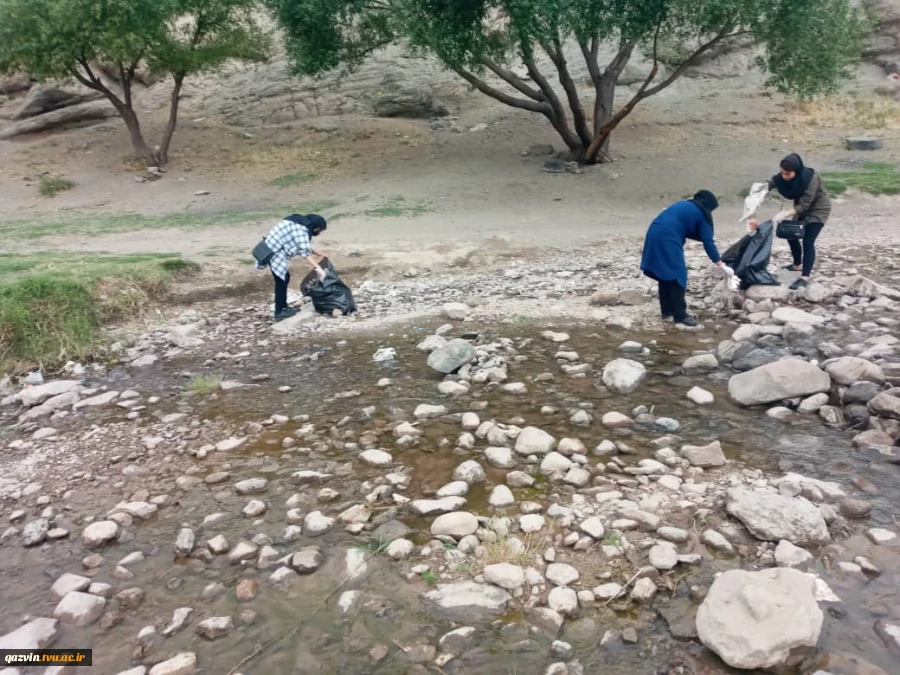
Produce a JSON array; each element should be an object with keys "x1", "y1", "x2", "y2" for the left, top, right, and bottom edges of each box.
[{"x1": 741, "y1": 182, "x2": 768, "y2": 223}]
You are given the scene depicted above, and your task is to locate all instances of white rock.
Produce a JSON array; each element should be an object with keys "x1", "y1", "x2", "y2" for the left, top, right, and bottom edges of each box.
[
  {"x1": 649, "y1": 544, "x2": 678, "y2": 570},
  {"x1": 681, "y1": 441, "x2": 726, "y2": 468},
  {"x1": 148, "y1": 652, "x2": 197, "y2": 675},
  {"x1": 442, "y1": 302, "x2": 470, "y2": 320},
  {"x1": 215, "y1": 437, "x2": 246, "y2": 452},
  {"x1": 431, "y1": 512, "x2": 479, "y2": 538},
  {"x1": 436, "y1": 481, "x2": 469, "y2": 497},
  {"x1": 82, "y1": 521, "x2": 119, "y2": 548},
  {"x1": 728, "y1": 358, "x2": 831, "y2": 406},
  {"x1": 0, "y1": 618, "x2": 58, "y2": 650},
  {"x1": 866, "y1": 528, "x2": 897, "y2": 545},
  {"x1": 630, "y1": 578, "x2": 657, "y2": 602},
  {"x1": 557, "y1": 438, "x2": 586, "y2": 455},
  {"x1": 386, "y1": 538, "x2": 415, "y2": 560},
  {"x1": 539, "y1": 452, "x2": 573, "y2": 475},
  {"x1": 485, "y1": 446, "x2": 516, "y2": 469},
  {"x1": 601, "y1": 358, "x2": 646, "y2": 394},
  {"x1": 234, "y1": 478, "x2": 268, "y2": 495},
  {"x1": 417, "y1": 335, "x2": 448, "y2": 352},
  {"x1": 548, "y1": 586, "x2": 578, "y2": 616},
  {"x1": 53, "y1": 591, "x2": 106, "y2": 626},
  {"x1": 696, "y1": 568, "x2": 823, "y2": 670},
  {"x1": 461, "y1": 412, "x2": 480, "y2": 430},
  {"x1": 414, "y1": 403, "x2": 448, "y2": 419},
  {"x1": 825, "y1": 356, "x2": 885, "y2": 385},
  {"x1": 519, "y1": 514, "x2": 545, "y2": 533},
  {"x1": 51, "y1": 573, "x2": 91, "y2": 599},
  {"x1": 545, "y1": 563, "x2": 579, "y2": 586},
  {"x1": 453, "y1": 460, "x2": 486, "y2": 483},
  {"x1": 424, "y1": 582, "x2": 511, "y2": 620},
  {"x1": 515, "y1": 427, "x2": 556, "y2": 455},
  {"x1": 683, "y1": 354, "x2": 719, "y2": 373},
  {"x1": 359, "y1": 449, "x2": 393, "y2": 467},
  {"x1": 687, "y1": 387, "x2": 715, "y2": 405},
  {"x1": 774, "y1": 540, "x2": 814, "y2": 569},
  {"x1": 578, "y1": 517, "x2": 605, "y2": 540},
  {"x1": 726, "y1": 487, "x2": 830, "y2": 546},
  {"x1": 483, "y1": 563, "x2": 525, "y2": 591},
  {"x1": 409, "y1": 497, "x2": 467, "y2": 515},
  {"x1": 592, "y1": 583, "x2": 622, "y2": 601},
  {"x1": 772, "y1": 307, "x2": 825, "y2": 326},
  {"x1": 303, "y1": 511, "x2": 335, "y2": 536},
  {"x1": 488, "y1": 485, "x2": 515, "y2": 507},
  {"x1": 196, "y1": 616, "x2": 233, "y2": 640}
]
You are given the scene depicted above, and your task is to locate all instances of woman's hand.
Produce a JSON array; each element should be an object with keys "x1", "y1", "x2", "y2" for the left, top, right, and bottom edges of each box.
[{"x1": 748, "y1": 218, "x2": 758, "y2": 232}]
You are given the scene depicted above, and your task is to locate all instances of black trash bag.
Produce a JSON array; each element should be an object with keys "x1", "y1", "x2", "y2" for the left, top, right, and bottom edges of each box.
[
  {"x1": 721, "y1": 220, "x2": 780, "y2": 289},
  {"x1": 301, "y1": 259, "x2": 357, "y2": 315}
]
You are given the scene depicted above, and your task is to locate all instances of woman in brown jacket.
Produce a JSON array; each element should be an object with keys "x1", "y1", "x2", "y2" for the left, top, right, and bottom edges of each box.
[{"x1": 750, "y1": 153, "x2": 832, "y2": 290}]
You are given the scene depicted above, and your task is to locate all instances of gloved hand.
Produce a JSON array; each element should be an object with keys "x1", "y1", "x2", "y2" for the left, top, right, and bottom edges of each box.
[
  {"x1": 723, "y1": 265, "x2": 735, "y2": 277},
  {"x1": 772, "y1": 210, "x2": 793, "y2": 226}
]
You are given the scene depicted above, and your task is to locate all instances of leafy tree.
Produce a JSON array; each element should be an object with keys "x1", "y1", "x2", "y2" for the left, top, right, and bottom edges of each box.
[
  {"x1": 0, "y1": 0, "x2": 271, "y2": 167},
  {"x1": 270, "y1": 0, "x2": 868, "y2": 163}
]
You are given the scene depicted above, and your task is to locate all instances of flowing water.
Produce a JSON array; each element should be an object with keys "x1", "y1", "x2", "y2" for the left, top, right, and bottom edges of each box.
[{"x1": 1, "y1": 320, "x2": 898, "y2": 675}]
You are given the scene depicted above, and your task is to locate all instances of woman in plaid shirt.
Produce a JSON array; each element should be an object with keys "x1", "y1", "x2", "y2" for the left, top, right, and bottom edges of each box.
[{"x1": 257, "y1": 214, "x2": 327, "y2": 320}]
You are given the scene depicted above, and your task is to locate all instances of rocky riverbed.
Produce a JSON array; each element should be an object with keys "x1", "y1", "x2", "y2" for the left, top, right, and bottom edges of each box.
[{"x1": 1, "y1": 240, "x2": 899, "y2": 675}]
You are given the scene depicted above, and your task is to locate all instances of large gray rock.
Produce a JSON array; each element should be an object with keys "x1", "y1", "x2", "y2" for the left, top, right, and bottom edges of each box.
[
  {"x1": 424, "y1": 581, "x2": 511, "y2": 620},
  {"x1": 0, "y1": 618, "x2": 58, "y2": 650},
  {"x1": 681, "y1": 440, "x2": 726, "y2": 467},
  {"x1": 53, "y1": 591, "x2": 106, "y2": 626},
  {"x1": 728, "y1": 358, "x2": 831, "y2": 406},
  {"x1": 16, "y1": 380, "x2": 80, "y2": 408},
  {"x1": 14, "y1": 84, "x2": 103, "y2": 119},
  {"x1": 601, "y1": 358, "x2": 647, "y2": 394},
  {"x1": 427, "y1": 339, "x2": 476, "y2": 374},
  {"x1": 726, "y1": 487, "x2": 830, "y2": 546},
  {"x1": 696, "y1": 568, "x2": 823, "y2": 670},
  {"x1": 869, "y1": 391, "x2": 900, "y2": 420},
  {"x1": 825, "y1": 357, "x2": 885, "y2": 385},
  {"x1": 0, "y1": 101, "x2": 116, "y2": 140},
  {"x1": 515, "y1": 426, "x2": 556, "y2": 455}
]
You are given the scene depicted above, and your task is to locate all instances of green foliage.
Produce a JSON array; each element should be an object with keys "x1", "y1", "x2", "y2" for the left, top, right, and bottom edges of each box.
[
  {"x1": 0, "y1": 252, "x2": 198, "y2": 369},
  {"x1": 0, "y1": 0, "x2": 272, "y2": 164},
  {"x1": 38, "y1": 175, "x2": 75, "y2": 198},
  {"x1": 822, "y1": 163, "x2": 900, "y2": 196},
  {"x1": 188, "y1": 373, "x2": 223, "y2": 394},
  {"x1": 271, "y1": 0, "x2": 868, "y2": 156},
  {"x1": 267, "y1": 171, "x2": 318, "y2": 187}
]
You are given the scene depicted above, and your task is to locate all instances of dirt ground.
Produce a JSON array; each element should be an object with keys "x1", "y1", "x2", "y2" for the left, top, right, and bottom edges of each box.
[{"x1": 2, "y1": 64, "x2": 900, "y2": 296}]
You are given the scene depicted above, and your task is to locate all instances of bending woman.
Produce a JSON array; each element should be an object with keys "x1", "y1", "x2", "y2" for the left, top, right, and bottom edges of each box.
[
  {"x1": 749, "y1": 153, "x2": 831, "y2": 291},
  {"x1": 640, "y1": 190, "x2": 731, "y2": 328}
]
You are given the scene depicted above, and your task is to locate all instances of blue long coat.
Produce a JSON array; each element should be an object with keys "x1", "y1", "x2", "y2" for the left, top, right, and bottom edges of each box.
[{"x1": 640, "y1": 200, "x2": 721, "y2": 288}]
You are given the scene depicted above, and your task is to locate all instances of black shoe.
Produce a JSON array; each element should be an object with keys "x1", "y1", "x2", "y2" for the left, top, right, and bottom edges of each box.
[
  {"x1": 782, "y1": 264, "x2": 801, "y2": 271},
  {"x1": 675, "y1": 315, "x2": 698, "y2": 327},
  {"x1": 274, "y1": 307, "x2": 298, "y2": 321},
  {"x1": 789, "y1": 278, "x2": 809, "y2": 291}
]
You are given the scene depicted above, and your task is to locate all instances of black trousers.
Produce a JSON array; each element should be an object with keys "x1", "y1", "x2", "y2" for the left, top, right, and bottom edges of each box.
[
  {"x1": 658, "y1": 280, "x2": 687, "y2": 321},
  {"x1": 788, "y1": 222, "x2": 825, "y2": 277},
  {"x1": 272, "y1": 271, "x2": 291, "y2": 314}
]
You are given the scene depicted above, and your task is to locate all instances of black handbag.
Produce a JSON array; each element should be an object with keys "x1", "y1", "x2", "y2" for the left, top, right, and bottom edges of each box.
[
  {"x1": 252, "y1": 239, "x2": 274, "y2": 265},
  {"x1": 775, "y1": 220, "x2": 804, "y2": 240}
]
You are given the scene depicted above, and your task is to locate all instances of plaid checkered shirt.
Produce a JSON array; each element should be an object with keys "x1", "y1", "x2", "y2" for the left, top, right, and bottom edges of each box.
[{"x1": 256, "y1": 219, "x2": 312, "y2": 280}]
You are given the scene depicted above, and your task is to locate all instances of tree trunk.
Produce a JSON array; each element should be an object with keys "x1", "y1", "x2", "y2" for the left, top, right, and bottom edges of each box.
[
  {"x1": 118, "y1": 105, "x2": 158, "y2": 167},
  {"x1": 586, "y1": 74, "x2": 616, "y2": 163},
  {"x1": 157, "y1": 73, "x2": 184, "y2": 166}
]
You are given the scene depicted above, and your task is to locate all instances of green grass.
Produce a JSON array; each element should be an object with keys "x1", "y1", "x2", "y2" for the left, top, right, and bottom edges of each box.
[
  {"x1": 0, "y1": 201, "x2": 338, "y2": 241},
  {"x1": 0, "y1": 252, "x2": 198, "y2": 371},
  {"x1": 421, "y1": 569, "x2": 437, "y2": 585},
  {"x1": 266, "y1": 172, "x2": 318, "y2": 188},
  {"x1": 363, "y1": 196, "x2": 429, "y2": 218},
  {"x1": 188, "y1": 374, "x2": 223, "y2": 395},
  {"x1": 821, "y1": 162, "x2": 900, "y2": 196},
  {"x1": 38, "y1": 174, "x2": 75, "y2": 198}
]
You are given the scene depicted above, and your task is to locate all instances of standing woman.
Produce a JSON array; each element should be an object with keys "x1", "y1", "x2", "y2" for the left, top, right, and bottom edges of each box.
[
  {"x1": 640, "y1": 190, "x2": 732, "y2": 327},
  {"x1": 752, "y1": 153, "x2": 831, "y2": 291}
]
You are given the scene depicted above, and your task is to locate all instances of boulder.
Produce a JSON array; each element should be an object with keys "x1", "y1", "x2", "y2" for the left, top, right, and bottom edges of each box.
[
  {"x1": 431, "y1": 512, "x2": 479, "y2": 538},
  {"x1": 14, "y1": 84, "x2": 103, "y2": 119},
  {"x1": 696, "y1": 568, "x2": 823, "y2": 670},
  {"x1": 681, "y1": 440, "x2": 726, "y2": 467},
  {"x1": 601, "y1": 359, "x2": 646, "y2": 394},
  {"x1": 0, "y1": 618, "x2": 58, "y2": 650},
  {"x1": 726, "y1": 487, "x2": 830, "y2": 546},
  {"x1": 0, "y1": 101, "x2": 116, "y2": 140},
  {"x1": 869, "y1": 391, "x2": 900, "y2": 420},
  {"x1": 825, "y1": 357, "x2": 885, "y2": 385},
  {"x1": 771, "y1": 307, "x2": 825, "y2": 326},
  {"x1": 427, "y1": 339, "x2": 475, "y2": 374},
  {"x1": 515, "y1": 426, "x2": 556, "y2": 455},
  {"x1": 728, "y1": 358, "x2": 831, "y2": 406},
  {"x1": 845, "y1": 136, "x2": 884, "y2": 151}
]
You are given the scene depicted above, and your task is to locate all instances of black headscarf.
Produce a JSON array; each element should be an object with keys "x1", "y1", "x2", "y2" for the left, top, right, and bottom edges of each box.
[
  {"x1": 285, "y1": 213, "x2": 327, "y2": 236},
  {"x1": 690, "y1": 189, "x2": 719, "y2": 225},
  {"x1": 772, "y1": 153, "x2": 815, "y2": 202}
]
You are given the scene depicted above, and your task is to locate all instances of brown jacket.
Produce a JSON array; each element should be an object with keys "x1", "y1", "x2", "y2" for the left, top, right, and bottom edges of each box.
[{"x1": 768, "y1": 172, "x2": 831, "y2": 225}]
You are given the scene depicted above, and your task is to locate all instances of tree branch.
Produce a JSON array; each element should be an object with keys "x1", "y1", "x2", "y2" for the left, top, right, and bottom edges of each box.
[
  {"x1": 454, "y1": 68, "x2": 550, "y2": 115},
  {"x1": 548, "y1": 34, "x2": 591, "y2": 148},
  {"x1": 524, "y1": 55, "x2": 581, "y2": 152},
  {"x1": 585, "y1": 27, "x2": 749, "y2": 162},
  {"x1": 481, "y1": 57, "x2": 543, "y2": 101},
  {"x1": 604, "y1": 40, "x2": 636, "y2": 79},
  {"x1": 74, "y1": 57, "x2": 126, "y2": 109}
]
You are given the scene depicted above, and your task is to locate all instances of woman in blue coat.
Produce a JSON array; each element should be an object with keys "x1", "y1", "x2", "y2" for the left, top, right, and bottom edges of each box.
[{"x1": 640, "y1": 190, "x2": 731, "y2": 327}]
